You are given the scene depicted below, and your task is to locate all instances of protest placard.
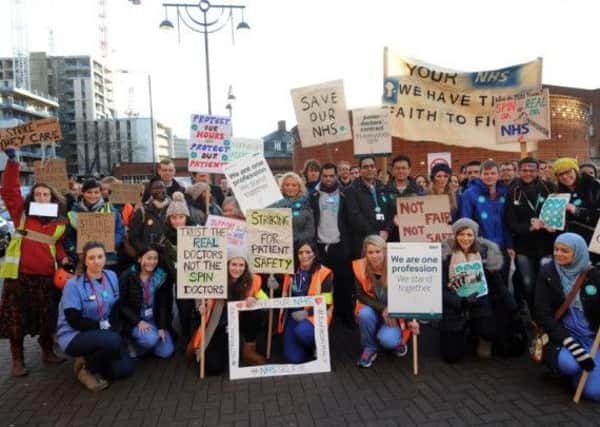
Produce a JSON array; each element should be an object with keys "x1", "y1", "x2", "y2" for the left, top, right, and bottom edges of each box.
[
  {"x1": 453, "y1": 260, "x2": 489, "y2": 298},
  {"x1": 229, "y1": 138, "x2": 264, "y2": 162},
  {"x1": 77, "y1": 212, "x2": 115, "y2": 252},
  {"x1": 540, "y1": 194, "x2": 571, "y2": 230},
  {"x1": 206, "y1": 215, "x2": 247, "y2": 249},
  {"x1": 109, "y1": 183, "x2": 144, "y2": 205},
  {"x1": 177, "y1": 226, "x2": 227, "y2": 299},
  {"x1": 387, "y1": 242, "x2": 442, "y2": 320},
  {"x1": 228, "y1": 296, "x2": 331, "y2": 380},
  {"x1": 397, "y1": 195, "x2": 453, "y2": 242},
  {"x1": 33, "y1": 158, "x2": 69, "y2": 193},
  {"x1": 291, "y1": 80, "x2": 352, "y2": 147},
  {"x1": 495, "y1": 89, "x2": 551, "y2": 144},
  {"x1": 247, "y1": 208, "x2": 293, "y2": 274},
  {"x1": 382, "y1": 49, "x2": 541, "y2": 152},
  {"x1": 188, "y1": 113, "x2": 232, "y2": 173},
  {"x1": 224, "y1": 153, "x2": 283, "y2": 215},
  {"x1": 352, "y1": 106, "x2": 392, "y2": 156},
  {"x1": 0, "y1": 118, "x2": 62, "y2": 150},
  {"x1": 426, "y1": 152, "x2": 452, "y2": 176}
]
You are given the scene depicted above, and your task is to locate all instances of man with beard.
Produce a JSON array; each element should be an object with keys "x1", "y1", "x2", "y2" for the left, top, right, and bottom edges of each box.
[{"x1": 309, "y1": 163, "x2": 354, "y2": 328}]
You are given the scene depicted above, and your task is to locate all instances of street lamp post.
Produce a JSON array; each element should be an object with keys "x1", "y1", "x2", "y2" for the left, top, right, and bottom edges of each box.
[{"x1": 160, "y1": 0, "x2": 249, "y2": 115}]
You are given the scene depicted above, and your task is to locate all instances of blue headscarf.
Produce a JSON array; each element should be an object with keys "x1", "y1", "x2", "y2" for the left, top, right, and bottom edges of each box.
[{"x1": 554, "y1": 233, "x2": 590, "y2": 311}]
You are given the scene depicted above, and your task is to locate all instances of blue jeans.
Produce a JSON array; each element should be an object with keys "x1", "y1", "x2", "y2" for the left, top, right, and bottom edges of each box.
[
  {"x1": 357, "y1": 306, "x2": 402, "y2": 353},
  {"x1": 282, "y1": 316, "x2": 315, "y2": 364},
  {"x1": 131, "y1": 320, "x2": 175, "y2": 359},
  {"x1": 65, "y1": 330, "x2": 134, "y2": 380},
  {"x1": 558, "y1": 348, "x2": 600, "y2": 401}
]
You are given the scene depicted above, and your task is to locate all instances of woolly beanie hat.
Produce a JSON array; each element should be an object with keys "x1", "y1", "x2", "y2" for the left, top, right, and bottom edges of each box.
[
  {"x1": 553, "y1": 158, "x2": 579, "y2": 176},
  {"x1": 451, "y1": 217, "x2": 479, "y2": 236},
  {"x1": 166, "y1": 192, "x2": 190, "y2": 217}
]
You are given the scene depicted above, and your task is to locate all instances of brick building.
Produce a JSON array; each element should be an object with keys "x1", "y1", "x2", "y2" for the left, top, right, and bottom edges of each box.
[{"x1": 293, "y1": 85, "x2": 600, "y2": 177}]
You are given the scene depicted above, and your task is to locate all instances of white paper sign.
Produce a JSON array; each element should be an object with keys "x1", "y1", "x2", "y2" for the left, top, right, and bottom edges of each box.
[
  {"x1": 427, "y1": 152, "x2": 452, "y2": 176},
  {"x1": 224, "y1": 153, "x2": 283, "y2": 215},
  {"x1": 495, "y1": 89, "x2": 551, "y2": 144},
  {"x1": 188, "y1": 113, "x2": 233, "y2": 173},
  {"x1": 352, "y1": 106, "x2": 392, "y2": 155},
  {"x1": 206, "y1": 215, "x2": 247, "y2": 249},
  {"x1": 387, "y1": 242, "x2": 443, "y2": 320},
  {"x1": 291, "y1": 79, "x2": 352, "y2": 147},
  {"x1": 228, "y1": 296, "x2": 331, "y2": 380},
  {"x1": 28, "y1": 202, "x2": 58, "y2": 217},
  {"x1": 540, "y1": 193, "x2": 571, "y2": 231}
]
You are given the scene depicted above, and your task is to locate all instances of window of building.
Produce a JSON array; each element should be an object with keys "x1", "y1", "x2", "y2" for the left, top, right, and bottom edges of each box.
[{"x1": 274, "y1": 141, "x2": 281, "y2": 151}]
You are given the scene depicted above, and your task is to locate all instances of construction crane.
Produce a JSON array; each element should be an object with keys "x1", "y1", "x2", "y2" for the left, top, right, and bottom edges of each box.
[
  {"x1": 11, "y1": 0, "x2": 30, "y2": 90},
  {"x1": 98, "y1": 0, "x2": 109, "y2": 61}
]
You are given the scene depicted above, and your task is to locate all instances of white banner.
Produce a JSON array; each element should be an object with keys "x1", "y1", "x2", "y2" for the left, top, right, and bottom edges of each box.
[
  {"x1": 228, "y1": 296, "x2": 331, "y2": 380},
  {"x1": 352, "y1": 106, "x2": 392, "y2": 156},
  {"x1": 383, "y1": 49, "x2": 542, "y2": 152},
  {"x1": 206, "y1": 215, "x2": 247, "y2": 249},
  {"x1": 495, "y1": 89, "x2": 551, "y2": 144},
  {"x1": 188, "y1": 114, "x2": 232, "y2": 173},
  {"x1": 387, "y1": 242, "x2": 443, "y2": 320},
  {"x1": 291, "y1": 79, "x2": 352, "y2": 147},
  {"x1": 224, "y1": 153, "x2": 283, "y2": 215}
]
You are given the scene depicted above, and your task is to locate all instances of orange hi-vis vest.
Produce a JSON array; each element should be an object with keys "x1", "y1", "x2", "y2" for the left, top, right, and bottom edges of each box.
[
  {"x1": 352, "y1": 258, "x2": 411, "y2": 345},
  {"x1": 192, "y1": 274, "x2": 266, "y2": 350},
  {"x1": 277, "y1": 265, "x2": 334, "y2": 334}
]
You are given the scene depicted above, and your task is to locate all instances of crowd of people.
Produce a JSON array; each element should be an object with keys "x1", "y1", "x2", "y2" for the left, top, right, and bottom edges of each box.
[{"x1": 1, "y1": 144, "x2": 600, "y2": 401}]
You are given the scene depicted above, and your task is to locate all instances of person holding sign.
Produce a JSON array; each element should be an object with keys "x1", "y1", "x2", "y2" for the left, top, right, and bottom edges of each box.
[
  {"x1": 440, "y1": 218, "x2": 507, "y2": 363},
  {"x1": 271, "y1": 172, "x2": 315, "y2": 245},
  {"x1": 535, "y1": 233, "x2": 600, "y2": 400},
  {"x1": 0, "y1": 147, "x2": 69, "y2": 376},
  {"x1": 185, "y1": 182, "x2": 223, "y2": 226},
  {"x1": 352, "y1": 235, "x2": 419, "y2": 368},
  {"x1": 65, "y1": 179, "x2": 125, "y2": 268},
  {"x1": 278, "y1": 239, "x2": 333, "y2": 364},
  {"x1": 56, "y1": 241, "x2": 134, "y2": 391},
  {"x1": 553, "y1": 158, "x2": 600, "y2": 245},
  {"x1": 427, "y1": 163, "x2": 457, "y2": 219},
  {"x1": 129, "y1": 178, "x2": 171, "y2": 254},
  {"x1": 192, "y1": 250, "x2": 268, "y2": 375},
  {"x1": 118, "y1": 245, "x2": 174, "y2": 359}
]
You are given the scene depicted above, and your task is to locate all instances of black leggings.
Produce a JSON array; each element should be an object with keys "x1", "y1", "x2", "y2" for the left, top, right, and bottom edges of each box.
[{"x1": 440, "y1": 316, "x2": 496, "y2": 364}]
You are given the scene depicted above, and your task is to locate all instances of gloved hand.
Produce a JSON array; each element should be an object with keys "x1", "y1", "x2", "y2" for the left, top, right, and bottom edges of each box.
[
  {"x1": 267, "y1": 275, "x2": 279, "y2": 290},
  {"x1": 5, "y1": 147, "x2": 16, "y2": 160},
  {"x1": 448, "y1": 272, "x2": 468, "y2": 292},
  {"x1": 461, "y1": 293, "x2": 479, "y2": 311},
  {"x1": 563, "y1": 337, "x2": 596, "y2": 372},
  {"x1": 291, "y1": 310, "x2": 308, "y2": 322}
]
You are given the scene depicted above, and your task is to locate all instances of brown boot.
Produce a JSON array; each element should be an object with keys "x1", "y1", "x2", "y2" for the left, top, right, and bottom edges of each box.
[
  {"x1": 477, "y1": 338, "x2": 493, "y2": 359},
  {"x1": 73, "y1": 357, "x2": 85, "y2": 374},
  {"x1": 42, "y1": 349, "x2": 66, "y2": 364},
  {"x1": 10, "y1": 339, "x2": 28, "y2": 377},
  {"x1": 242, "y1": 342, "x2": 266, "y2": 366},
  {"x1": 77, "y1": 368, "x2": 109, "y2": 392}
]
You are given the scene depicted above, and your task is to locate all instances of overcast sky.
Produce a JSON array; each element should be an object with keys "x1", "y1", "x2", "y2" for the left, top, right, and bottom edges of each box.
[{"x1": 1, "y1": 0, "x2": 598, "y2": 140}]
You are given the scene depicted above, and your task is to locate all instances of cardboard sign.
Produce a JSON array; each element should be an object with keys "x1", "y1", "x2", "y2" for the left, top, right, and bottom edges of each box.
[
  {"x1": 453, "y1": 260, "x2": 489, "y2": 298},
  {"x1": 33, "y1": 159, "x2": 69, "y2": 194},
  {"x1": 224, "y1": 153, "x2": 283, "y2": 215},
  {"x1": 188, "y1": 114, "x2": 233, "y2": 173},
  {"x1": 76, "y1": 212, "x2": 115, "y2": 252},
  {"x1": 589, "y1": 219, "x2": 600, "y2": 254},
  {"x1": 29, "y1": 202, "x2": 58, "y2": 218},
  {"x1": 228, "y1": 296, "x2": 331, "y2": 380},
  {"x1": 109, "y1": 183, "x2": 144, "y2": 205},
  {"x1": 229, "y1": 138, "x2": 264, "y2": 163},
  {"x1": 495, "y1": 89, "x2": 551, "y2": 144},
  {"x1": 176, "y1": 226, "x2": 227, "y2": 299},
  {"x1": 247, "y1": 208, "x2": 294, "y2": 274},
  {"x1": 540, "y1": 194, "x2": 570, "y2": 230},
  {"x1": 0, "y1": 118, "x2": 62, "y2": 150},
  {"x1": 397, "y1": 195, "x2": 453, "y2": 242},
  {"x1": 206, "y1": 215, "x2": 247, "y2": 249},
  {"x1": 291, "y1": 79, "x2": 352, "y2": 147},
  {"x1": 352, "y1": 106, "x2": 392, "y2": 155},
  {"x1": 387, "y1": 242, "x2": 443, "y2": 320},
  {"x1": 427, "y1": 152, "x2": 452, "y2": 176},
  {"x1": 382, "y1": 49, "x2": 541, "y2": 153}
]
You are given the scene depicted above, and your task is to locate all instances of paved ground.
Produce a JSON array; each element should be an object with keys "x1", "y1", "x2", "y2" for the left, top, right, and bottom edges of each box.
[{"x1": 1, "y1": 320, "x2": 600, "y2": 427}]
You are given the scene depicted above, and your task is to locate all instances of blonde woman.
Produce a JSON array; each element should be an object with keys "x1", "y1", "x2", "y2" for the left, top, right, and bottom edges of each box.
[
  {"x1": 272, "y1": 172, "x2": 315, "y2": 244},
  {"x1": 352, "y1": 235, "x2": 419, "y2": 368},
  {"x1": 428, "y1": 163, "x2": 457, "y2": 218}
]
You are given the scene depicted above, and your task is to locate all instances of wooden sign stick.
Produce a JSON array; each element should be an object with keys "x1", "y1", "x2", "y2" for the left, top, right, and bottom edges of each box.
[
  {"x1": 266, "y1": 274, "x2": 275, "y2": 360},
  {"x1": 412, "y1": 319, "x2": 419, "y2": 376},
  {"x1": 573, "y1": 326, "x2": 600, "y2": 403},
  {"x1": 199, "y1": 299, "x2": 206, "y2": 379}
]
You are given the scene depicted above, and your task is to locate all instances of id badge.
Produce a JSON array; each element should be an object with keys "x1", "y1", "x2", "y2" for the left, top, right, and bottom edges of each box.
[
  {"x1": 144, "y1": 308, "x2": 153, "y2": 319},
  {"x1": 99, "y1": 320, "x2": 111, "y2": 330},
  {"x1": 376, "y1": 213, "x2": 385, "y2": 221}
]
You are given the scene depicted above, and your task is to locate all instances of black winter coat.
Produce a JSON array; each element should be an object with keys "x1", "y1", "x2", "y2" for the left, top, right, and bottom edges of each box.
[
  {"x1": 119, "y1": 266, "x2": 173, "y2": 335},
  {"x1": 384, "y1": 178, "x2": 425, "y2": 242},
  {"x1": 557, "y1": 173, "x2": 600, "y2": 243},
  {"x1": 129, "y1": 201, "x2": 170, "y2": 252}
]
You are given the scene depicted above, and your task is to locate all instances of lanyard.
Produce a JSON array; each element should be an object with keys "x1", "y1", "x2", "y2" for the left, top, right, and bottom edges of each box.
[
  {"x1": 369, "y1": 185, "x2": 380, "y2": 210},
  {"x1": 141, "y1": 276, "x2": 151, "y2": 306},
  {"x1": 87, "y1": 273, "x2": 107, "y2": 320}
]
